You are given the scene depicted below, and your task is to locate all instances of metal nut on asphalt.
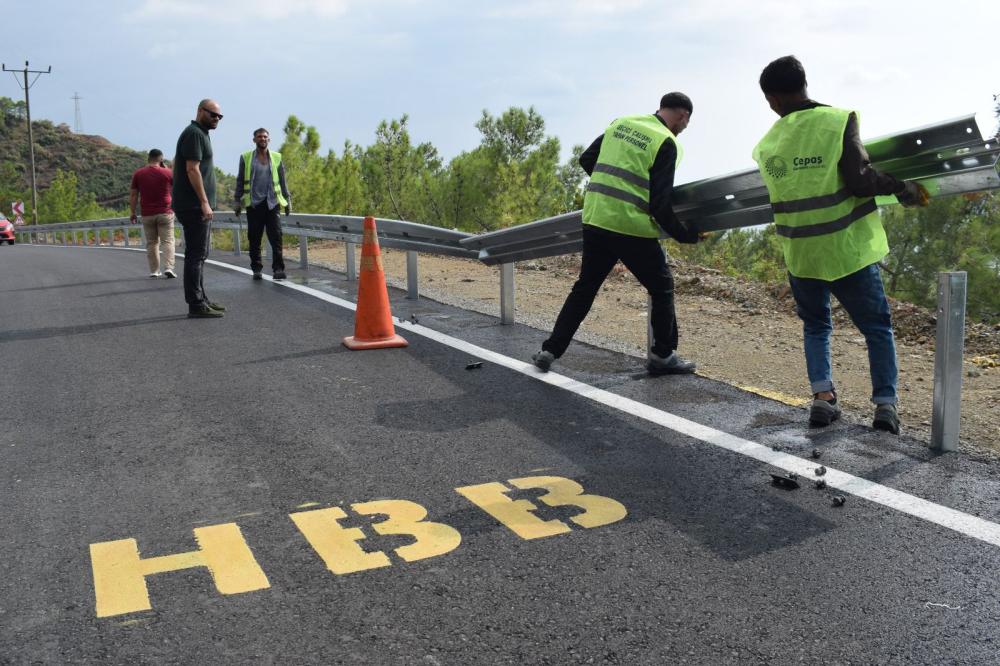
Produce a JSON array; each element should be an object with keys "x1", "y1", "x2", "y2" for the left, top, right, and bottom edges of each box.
[
  {"x1": 814, "y1": 479, "x2": 827, "y2": 490},
  {"x1": 831, "y1": 495, "x2": 846, "y2": 507},
  {"x1": 810, "y1": 449, "x2": 822, "y2": 459},
  {"x1": 815, "y1": 466, "x2": 826, "y2": 476}
]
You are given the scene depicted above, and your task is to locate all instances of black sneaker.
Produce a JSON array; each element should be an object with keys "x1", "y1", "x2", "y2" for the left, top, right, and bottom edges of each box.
[
  {"x1": 206, "y1": 302, "x2": 226, "y2": 312},
  {"x1": 809, "y1": 397, "x2": 842, "y2": 427},
  {"x1": 647, "y1": 351, "x2": 696, "y2": 375},
  {"x1": 188, "y1": 306, "x2": 223, "y2": 319},
  {"x1": 273, "y1": 271, "x2": 287, "y2": 280},
  {"x1": 873, "y1": 404, "x2": 900, "y2": 434},
  {"x1": 252, "y1": 271, "x2": 263, "y2": 280},
  {"x1": 531, "y1": 350, "x2": 554, "y2": 372},
  {"x1": 163, "y1": 269, "x2": 177, "y2": 279}
]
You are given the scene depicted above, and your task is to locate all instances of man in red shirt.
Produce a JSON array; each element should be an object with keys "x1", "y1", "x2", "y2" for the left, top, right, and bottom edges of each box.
[{"x1": 130, "y1": 149, "x2": 176, "y2": 278}]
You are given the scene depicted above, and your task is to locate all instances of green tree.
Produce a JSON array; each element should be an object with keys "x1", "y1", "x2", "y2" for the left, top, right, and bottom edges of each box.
[{"x1": 36, "y1": 169, "x2": 106, "y2": 223}]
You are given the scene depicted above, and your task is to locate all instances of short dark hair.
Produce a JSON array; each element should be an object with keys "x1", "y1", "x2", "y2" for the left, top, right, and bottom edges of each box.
[
  {"x1": 759, "y1": 55, "x2": 807, "y2": 95},
  {"x1": 659, "y1": 92, "x2": 693, "y2": 115},
  {"x1": 253, "y1": 128, "x2": 269, "y2": 137},
  {"x1": 147, "y1": 148, "x2": 163, "y2": 160}
]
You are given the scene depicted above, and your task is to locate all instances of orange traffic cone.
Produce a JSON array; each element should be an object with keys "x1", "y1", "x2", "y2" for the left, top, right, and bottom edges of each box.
[{"x1": 342, "y1": 216, "x2": 409, "y2": 350}]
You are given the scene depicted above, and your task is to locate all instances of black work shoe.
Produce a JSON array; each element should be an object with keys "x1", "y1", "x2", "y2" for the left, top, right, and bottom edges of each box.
[
  {"x1": 252, "y1": 271, "x2": 263, "y2": 280},
  {"x1": 531, "y1": 350, "x2": 554, "y2": 372},
  {"x1": 647, "y1": 351, "x2": 696, "y2": 375},
  {"x1": 206, "y1": 302, "x2": 226, "y2": 312},
  {"x1": 809, "y1": 398, "x2": 842, "y2": 427},
  {"x1": 873, "y1": 404, "x2": 900, "y2": 434},
  {"x1": 188, "y1": 306, "x2": 223, "y2": 319},
  {"x1": 273, "y1": 271, "x2": 287, "y2": 280}
]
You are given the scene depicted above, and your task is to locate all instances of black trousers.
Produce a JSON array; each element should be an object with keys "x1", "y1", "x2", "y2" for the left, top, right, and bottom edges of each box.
[
  {"x1": 247, "y1": 202, "x2": 285, "y2": 273},
  {"x1": 175, "y1": 209, "x2": 212, "y2": 308},
  {"x1": 543, "y1": 225, "x2": 678, "y2": 358}
]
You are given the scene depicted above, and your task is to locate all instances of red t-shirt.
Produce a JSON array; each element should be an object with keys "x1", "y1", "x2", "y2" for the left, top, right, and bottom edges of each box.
[{"x1": 130, "y1": 165, "x2": 173, "y2": 215}]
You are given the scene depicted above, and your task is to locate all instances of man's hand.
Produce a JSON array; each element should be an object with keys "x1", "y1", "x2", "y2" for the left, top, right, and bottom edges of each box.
[
  {"x1": 284, "y1": 204, "x2": 291, "y2": 216},
  {"x1": 129, "y1": 213, "x2": 138, "y2": 225},
  {"x1": 897, "y1": 181, "x2": 930, "y2": 208},
  {"x1": 200, "y1": 201, "x2": 214, "y2": 222},
  {"x1": 234, "y1": 205, "x2": 241, "y2": 218},
  {"x1": 698, "y1": 232, "x2": 712, "y2": 242}
]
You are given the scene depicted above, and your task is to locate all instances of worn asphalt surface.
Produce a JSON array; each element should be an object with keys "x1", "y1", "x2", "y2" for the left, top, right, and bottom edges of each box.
[{"x1": 2, "y1": 244, "x2": 999, "y2": 665}]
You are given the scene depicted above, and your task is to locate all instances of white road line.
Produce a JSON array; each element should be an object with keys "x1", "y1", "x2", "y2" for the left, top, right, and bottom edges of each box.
[{"x1": 25, "y1": 246, "x2": 1000, "y2": 549}]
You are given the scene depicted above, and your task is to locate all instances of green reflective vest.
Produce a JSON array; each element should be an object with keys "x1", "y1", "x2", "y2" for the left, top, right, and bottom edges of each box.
[
  {"x1": 583, "y1": 115, "x2": 682, "y2": 238},
  {"x1": 752, "y1": 106, "x2": 888, "y2": 280},
  {"x1": 241, "y1": 150, "x2": 288, "y2": 208}
]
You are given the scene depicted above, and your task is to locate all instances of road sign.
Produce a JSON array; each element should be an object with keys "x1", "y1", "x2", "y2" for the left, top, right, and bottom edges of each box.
[
  {"x1": 14, "y1": 214, "x2": 25, "y2": 226},
  {"x1": 12, "y1": 200, "x2": 24, "y2": 216}
]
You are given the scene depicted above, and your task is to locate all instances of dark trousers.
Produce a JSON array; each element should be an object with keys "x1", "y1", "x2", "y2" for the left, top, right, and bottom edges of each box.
[
  {"x1": 543, "y1": 225, "x2": 678, "y2": 358},
  {"x1": 247, "y1": 202, "x2": 285, "y2": 273},
  {"x1": 175, "y1": 209, "x2": 212, "y2": 308}
]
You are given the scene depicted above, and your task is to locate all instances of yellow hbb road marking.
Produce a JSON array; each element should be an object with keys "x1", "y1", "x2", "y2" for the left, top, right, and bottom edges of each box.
[
  {"x1": 456, "y1": 476, "x2": 628, "y2": 540},
  {"x1": 90, "y1": 523, "x2": 270, "y2": 618}
]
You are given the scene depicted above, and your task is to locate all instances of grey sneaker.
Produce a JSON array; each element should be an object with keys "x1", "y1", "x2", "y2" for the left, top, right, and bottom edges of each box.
[
  {"x1": 163, "y1": 269, "x2": 176, "y2": 279},
  {"x1": 647, "y1": 351, "x2": 696, "y2": 375},
  {"x1": 252, "y1": 271, "x2": 263, "y2": 280},
  {"x1": 809, "y1": 398, "x2": 842, "y2": 427},
  {"x1": 531, "y1": 350, "x2": 555, "y2": 372},
  {"x1": 873, "y1": 403, "x2": 900, "y2": 434}
]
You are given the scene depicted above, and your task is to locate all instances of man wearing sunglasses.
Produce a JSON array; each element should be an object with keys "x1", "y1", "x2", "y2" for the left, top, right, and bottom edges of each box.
[{"x1": 172, "y1": 99, "x2": 225, "y2": 318}]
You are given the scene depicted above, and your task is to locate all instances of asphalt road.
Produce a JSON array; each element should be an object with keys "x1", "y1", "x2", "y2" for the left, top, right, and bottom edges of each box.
[{"x1": 1, "y1": 245, "x2": 999, "y2": 665}]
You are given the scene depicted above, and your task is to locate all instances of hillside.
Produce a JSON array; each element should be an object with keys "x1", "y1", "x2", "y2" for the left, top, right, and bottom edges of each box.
[{"x1": 1, "y1": 97, "x2": 146, "y2": 205}]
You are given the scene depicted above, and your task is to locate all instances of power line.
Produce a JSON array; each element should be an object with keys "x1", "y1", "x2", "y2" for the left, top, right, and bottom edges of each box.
[
  {"x1": 2, "y1": 60, "x2": 52, "y2": 225},
  {"x1": 72, "y1": 92, "x2": 83, "y2": 133}
]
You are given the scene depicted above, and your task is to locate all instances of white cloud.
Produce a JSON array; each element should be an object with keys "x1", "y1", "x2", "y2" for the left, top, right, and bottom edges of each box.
[{"x1": 129, "y1": 0, "x2": 358, "y2": 23}]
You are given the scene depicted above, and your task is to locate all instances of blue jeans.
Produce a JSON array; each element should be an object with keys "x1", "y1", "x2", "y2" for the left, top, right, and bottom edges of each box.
[{"x1": 788, "y1": 263, "x2": 897, "y2": 405}]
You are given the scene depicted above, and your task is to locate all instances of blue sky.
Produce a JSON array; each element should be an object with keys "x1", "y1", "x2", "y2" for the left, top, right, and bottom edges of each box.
[{"x1": 3, "y1": 0, "x2": 998, "y2": 189}]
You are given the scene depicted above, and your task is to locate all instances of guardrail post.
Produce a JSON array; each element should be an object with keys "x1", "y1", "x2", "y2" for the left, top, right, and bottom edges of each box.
[
  {"x1": 299, "y1": 233, "x2": 307, "y2": 268},
  {"x1": 123, "y1": 227, "x2": 130, "y2": 248},
  {"x1": 233, "y1": 223, "x2": 241, "y2": 256},
  {"x1": 500, "y1": 262, "x2": 515, "y2": 324},
  {"x1": 346, "y1": 242, "x2": 357, "y2": 281},
  {"x1": 930, "y1": 271, "x2": 967, "y2": 452},
  {"x1": 59, "y1": 231, "x2": 66, "y2": 245},
  {"x1": 406, "y1": 251, "x2": 418, "y2": 299}
]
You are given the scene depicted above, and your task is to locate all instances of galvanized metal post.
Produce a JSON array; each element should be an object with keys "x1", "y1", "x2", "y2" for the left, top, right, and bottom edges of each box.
[
  {"x1": 346, "y1": 242, "x2": 357, "y2": 281},
  {"x1": 500, "y1": 262, "x2": 515, "y2": 324},
  {"x1": 61, "y1": 231, "x2": 67, "y2": 245},
  {"x1": 930, "y1": 271, "x2": 967, "y2": 452},
  {"x1": 233, "y1": 223, "x2": 241, "y2": 256},
  {"x1": 123, "y1": 227, "x2": 130, "y2": 247},
  {"x1": 299, "y1": 233, "x2": 308, "y2": 268},
  {"x1": 646, "y1": 295, "x2": 654, "y2": 355},
  {"x1": 406, "y1": 251, "x2": 418, "y2": 299}
]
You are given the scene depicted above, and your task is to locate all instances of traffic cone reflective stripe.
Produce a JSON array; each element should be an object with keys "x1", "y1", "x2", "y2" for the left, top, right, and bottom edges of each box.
[{"x1": 342, "y1": 216, "x2": 408, "y2": 351}]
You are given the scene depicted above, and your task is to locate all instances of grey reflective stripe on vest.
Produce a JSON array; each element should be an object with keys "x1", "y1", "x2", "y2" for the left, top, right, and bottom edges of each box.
[
  {"x1": 593, "y1": 163, "x2": 650, "y2": 190},
  {"x1": 587, "y1": 182, "x2": 650, "y2": 213},
  {"x1": 774, "y1": 198, "x2": 878, "y2": 238},
  {"x1": 771, "y1": 186, "x2": 853, "y2": 214}
]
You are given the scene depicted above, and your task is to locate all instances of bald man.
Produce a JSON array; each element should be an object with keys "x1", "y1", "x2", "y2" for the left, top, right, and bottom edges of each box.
[{"x1": 173, "y1": 99, "x2": 225, "y2": 318}]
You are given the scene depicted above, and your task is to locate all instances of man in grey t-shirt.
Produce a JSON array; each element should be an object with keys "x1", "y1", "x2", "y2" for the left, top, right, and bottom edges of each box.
[{"x1": 234, "y1": 128, "x2": 291, "y2": 280}]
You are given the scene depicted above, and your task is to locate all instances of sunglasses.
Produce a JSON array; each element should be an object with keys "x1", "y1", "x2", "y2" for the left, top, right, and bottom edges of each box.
[{"x1": 200, "y1": 107, "x2": 223, "y2": 120}]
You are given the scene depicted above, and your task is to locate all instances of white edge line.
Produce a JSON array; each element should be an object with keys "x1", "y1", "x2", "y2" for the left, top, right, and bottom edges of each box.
[{"x1": 30, "y1": 245, "x2": 1000, "y2": 549}]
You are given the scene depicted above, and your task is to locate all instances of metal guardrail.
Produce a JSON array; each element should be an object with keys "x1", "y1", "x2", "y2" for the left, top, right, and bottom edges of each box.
[{"x1": 464, "y1": 113, "x2": 1000, "y2": 266}]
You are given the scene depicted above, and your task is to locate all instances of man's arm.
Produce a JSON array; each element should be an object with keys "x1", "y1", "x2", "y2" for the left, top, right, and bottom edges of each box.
[
  {"x1": 839, "y1": 113, "x2": 906, "y2": 197},
  {"x1": 578, "y1": 135, "x2": 603, "y2": 176},
  {"x1": 233, "y1": 155, "x2": 245, "y2": 215},
  {"x1": 277, "y1": 161, "x2": 291, "y2": 214},
  {"x1": 186, "y1": 161, "x2": 213, "y2": 221},
  {"x1": 649, "y1": 139, "x2": 698, "y2": 243},
  {"x1": 129, "y1": 187, "x2": 139, "y2": 224}
]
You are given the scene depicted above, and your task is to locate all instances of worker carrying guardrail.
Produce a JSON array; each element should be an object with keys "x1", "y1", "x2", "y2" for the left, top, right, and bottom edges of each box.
[
  {"x1": 752, "y1": 55, "x2": 930, "y2": 434},
  {"x1": 532, "y1": 92, "x2": 706, "y2": 375}
]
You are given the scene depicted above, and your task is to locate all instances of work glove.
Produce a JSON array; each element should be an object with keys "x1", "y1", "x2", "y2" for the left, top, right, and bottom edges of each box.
[
  {"x1": 233, "y1": 204, "x2": 241, "y2": 218},
  {"x1": 897, "y1": 181, "x2": 930, "y2": 208},
  {"x1": 284, "y1": 204, "x2": 291, "y2": 216},
  {"x1": 129, "y1": 213, "x2": 138, "y2": 225}
]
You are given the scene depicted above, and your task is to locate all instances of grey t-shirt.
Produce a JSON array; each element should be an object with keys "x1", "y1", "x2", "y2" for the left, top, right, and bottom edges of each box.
[{"x1": 250, "y1": 156, "x2": 277, "y2": 209}]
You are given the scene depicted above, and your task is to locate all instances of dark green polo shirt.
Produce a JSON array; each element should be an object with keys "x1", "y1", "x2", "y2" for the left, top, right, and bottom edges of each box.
[{"x1": 171, "y1": 120, "x2": 216, "y2": 211}]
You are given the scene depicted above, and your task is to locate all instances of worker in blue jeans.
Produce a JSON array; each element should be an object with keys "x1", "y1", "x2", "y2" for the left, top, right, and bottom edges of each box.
[{"x1": 753, "y1": 56, "x2": 929, "y2": 433}]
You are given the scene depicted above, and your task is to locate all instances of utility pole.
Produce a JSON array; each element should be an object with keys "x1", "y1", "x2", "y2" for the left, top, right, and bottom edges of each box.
[
  {"x1": 72, "y1": 92, "x2": 83, "y2": 132},
  {"x1": 2, "y1": 61, "x2": 52, "y2": 225}
]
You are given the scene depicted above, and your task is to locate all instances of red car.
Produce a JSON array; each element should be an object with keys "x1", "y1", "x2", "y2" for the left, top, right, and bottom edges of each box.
[{"x1": 0, "y1": 214, "x2": 14, "y2": 245}]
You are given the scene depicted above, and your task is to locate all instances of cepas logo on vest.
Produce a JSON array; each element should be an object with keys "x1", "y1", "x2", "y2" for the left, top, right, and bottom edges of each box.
[
  {"x1": 793, "y1": 155, "x2": 825, "y2": 170},
  {"x1": 764, "y1": 155, "x2": 788, "y2": 179}
]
